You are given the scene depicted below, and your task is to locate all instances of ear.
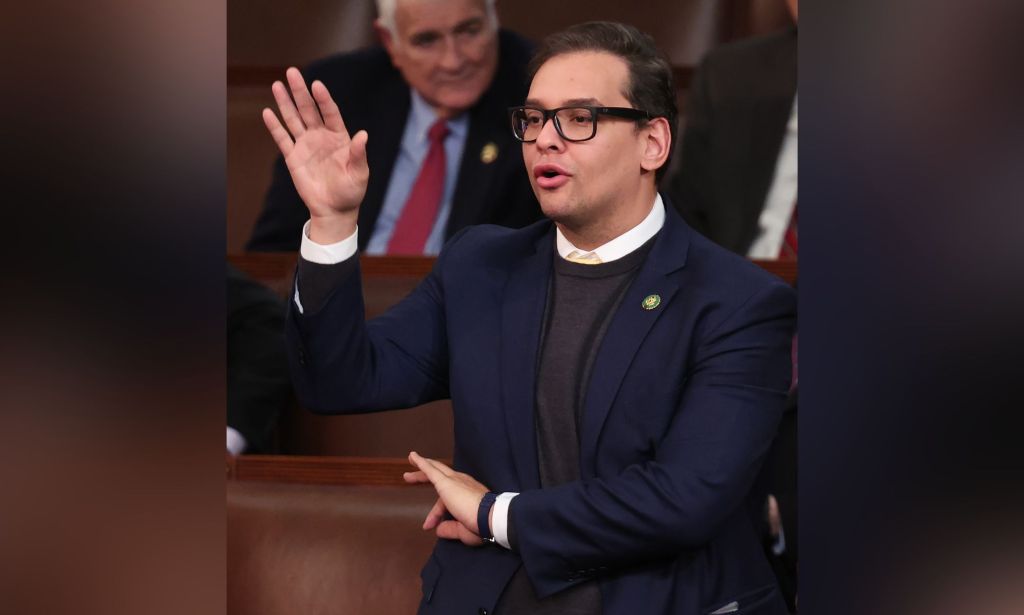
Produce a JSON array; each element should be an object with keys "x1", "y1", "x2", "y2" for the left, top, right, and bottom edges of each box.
[
  {"x1": 640, "y1": 117, "x2": 672, "y2": 175},
  {"x1": 375, "y1": 21, "x2": 399, "y2": 66}
]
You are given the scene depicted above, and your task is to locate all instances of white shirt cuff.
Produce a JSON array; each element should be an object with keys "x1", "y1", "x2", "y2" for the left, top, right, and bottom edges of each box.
[
  {"x1": 492, "y1": 492, "x2": 518, "y2": 549},
  {"x1": 299, "y1": 220, "x2": 358, "y2": 264},
  {"x1": 226, "y1": 427, "x2": 247, "y2": 455}
]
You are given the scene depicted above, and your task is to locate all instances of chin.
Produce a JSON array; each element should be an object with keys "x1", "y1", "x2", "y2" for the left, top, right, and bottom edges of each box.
[
  {"x1": 434, "y1": 84, "x2": 487, "y2": 113},
  {"x1": 538, "y1": 195, "x2": 579, "y2": 224}
]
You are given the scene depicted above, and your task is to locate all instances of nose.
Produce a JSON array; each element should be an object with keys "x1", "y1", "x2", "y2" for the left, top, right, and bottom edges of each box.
[
  {"x1": 438, "y1": 35, "x2": 466, "y2": 72},
  {"x1": 534, "y1": 115, "x2": 565, "y2": 152}
]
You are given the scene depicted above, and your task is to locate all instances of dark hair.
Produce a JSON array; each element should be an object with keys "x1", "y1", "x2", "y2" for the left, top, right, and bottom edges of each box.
[{"x1": 528, "y1": 21, "x2": 677, "y2": 180}]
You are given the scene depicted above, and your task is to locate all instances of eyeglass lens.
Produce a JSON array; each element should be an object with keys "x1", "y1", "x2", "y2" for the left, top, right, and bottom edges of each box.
[{"x1": 513, "y1": 107, "x2": 595, "y2": 142}]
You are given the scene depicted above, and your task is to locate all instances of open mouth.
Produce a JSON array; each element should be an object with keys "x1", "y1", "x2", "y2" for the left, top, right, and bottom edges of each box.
[{"x1": 533, "y1": 164, "x2": 571, "y2": 189}]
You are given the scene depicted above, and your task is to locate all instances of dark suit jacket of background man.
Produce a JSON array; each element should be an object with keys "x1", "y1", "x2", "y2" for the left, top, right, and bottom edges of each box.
[
  {"x1": 668, "y1": 27, "x2": 797, "y2": 255},
  {"x1": 227, "y1": 264, "x2": 293, "y2": 453},
  {"x1": 247, "y1": 29, "x2": 543, "y2": 252},
  {"x1": 286, "y1": 203, "x2": 796, "y2": 615}
]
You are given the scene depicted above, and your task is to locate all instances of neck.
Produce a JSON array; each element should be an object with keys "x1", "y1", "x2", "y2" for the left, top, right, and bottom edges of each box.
[
  {"x1": 412, "y1": 89, "x2": 464, "y2": 121},
  {"x1": 557, "y1": 184, "x2": 656, "y2": 251},
  {"x1": 432, "y1": 106, "x2": 458, "y2": 120},
  {"x1": 429, "y1": 99, "x2": 470, "y2": 121}
]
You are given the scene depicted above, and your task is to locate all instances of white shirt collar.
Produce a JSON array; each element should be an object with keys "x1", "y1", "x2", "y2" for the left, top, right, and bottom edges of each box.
[{"x1": 555, "y1": 193, "x2": 665, "y2": 263}]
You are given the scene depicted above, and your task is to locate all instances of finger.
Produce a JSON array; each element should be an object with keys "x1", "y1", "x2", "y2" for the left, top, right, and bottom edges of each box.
[
  {"x1": 271, "y1": 80, "x2": 306, "y2": 139},
  {"x1": 407, "y1": 452, "x2": 441, "y2": 486},
  {"x1": 311, "y1": 80, "x2": 349, "y2": 138},
  {"x1": 457, "y1": 524, "x2": 484, "y2": 547},
  {"x1": 261, "y1": 108, "x2": 293, "y2": 156},
  {"x1": 423, "y1": 498, "x2": 447, "y2": 530},
  {"x1": 435, "y1": 519, "x2": 467, "y2": 541},
  {"x1": 286, "y1": 67, "x2": 324, "y2": 130},
  {"x1": 348, "y1": 130, "x2": 370, "y2": 181},
  {"x1": 410, "y1": 451, "x2": 455, "y2": 478},
  {"x1": 407, "y1": 451, "x2": 447, "y2": 483},
  {"x1": 402, "y1": 470, "x2": 429, "y2": 484}
]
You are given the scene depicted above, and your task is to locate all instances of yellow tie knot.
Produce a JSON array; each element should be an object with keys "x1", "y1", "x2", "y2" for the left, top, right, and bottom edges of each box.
[{"x1": 565, "y1": 250, "x2": 603, "y2": 265}]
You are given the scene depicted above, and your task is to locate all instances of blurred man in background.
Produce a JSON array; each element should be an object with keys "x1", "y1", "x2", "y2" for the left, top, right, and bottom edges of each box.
[
  {"x1": 247, "y1": 0, "x2": 542, "y2": 254},
  {"x1": 667, "y1": 0, "x2": 798, "y2": 260}
]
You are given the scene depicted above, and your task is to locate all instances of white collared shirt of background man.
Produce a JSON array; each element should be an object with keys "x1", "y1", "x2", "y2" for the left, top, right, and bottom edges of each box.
[{"x1": 747, "y1": 96, "x2": 798, "y2": 259}]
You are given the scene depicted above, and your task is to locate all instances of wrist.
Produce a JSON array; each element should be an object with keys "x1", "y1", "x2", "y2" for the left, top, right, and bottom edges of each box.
[
  {"x1": 477, "y1": 492, "x2": 499, "y2": 543},
  {"x1": 308, "y1": 214, "x2": 357, "y2": 245}
]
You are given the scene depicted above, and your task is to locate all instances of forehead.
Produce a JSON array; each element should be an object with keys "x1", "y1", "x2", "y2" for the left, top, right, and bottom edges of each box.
[
  {"x1": 394, "y1": 0, "x2": 488, "y2": 35},
  {"x1": 527, "y1": 51, "x2": 631, "y2": 107}
]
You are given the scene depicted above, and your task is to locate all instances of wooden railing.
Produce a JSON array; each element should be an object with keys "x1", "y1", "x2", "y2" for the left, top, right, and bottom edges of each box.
[{"x1": 227, "y1": 454, "x2": 449, "y2": 486}]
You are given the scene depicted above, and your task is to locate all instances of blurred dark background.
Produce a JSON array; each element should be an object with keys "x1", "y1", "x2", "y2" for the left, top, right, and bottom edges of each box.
[{"x1": 2, "y1": 0, "x2": 1023, "y2": 613}]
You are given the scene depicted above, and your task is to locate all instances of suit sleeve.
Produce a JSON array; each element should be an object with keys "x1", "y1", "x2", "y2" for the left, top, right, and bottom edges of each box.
[
  {"x1": 510, "y1": 281, "x2": 796, "y2": 597},
  {"x1": 667, "y1": 55, "x2": 715, "y2": 236},
  {"x1": 283, "y1": 232, "x2": 474, "y2": 414}
]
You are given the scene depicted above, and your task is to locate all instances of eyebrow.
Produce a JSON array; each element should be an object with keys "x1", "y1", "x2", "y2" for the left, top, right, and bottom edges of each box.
[
  {"x1": 407, "y1": 16, "x2": 484, "y2": 40},
  {"x1": 453, "y1": 17, "x2": 485, "y2": 31},
  {"x1": 523, "y1": 97, "x2": 604, "y2": 107}
]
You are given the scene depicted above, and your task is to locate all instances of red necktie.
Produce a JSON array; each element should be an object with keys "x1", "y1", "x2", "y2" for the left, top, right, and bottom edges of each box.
[
  {"x1": 387, "y1": 119, "x2": 449, "y2": 255},
  {"x1": 778, "y1": 203, "x2": 798, "y2": 260}
]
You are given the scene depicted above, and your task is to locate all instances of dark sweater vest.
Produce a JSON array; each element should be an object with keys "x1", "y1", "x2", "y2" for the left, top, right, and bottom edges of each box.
[{"x1": 498, "y1": 236, "x2": 656, "y2": 615}]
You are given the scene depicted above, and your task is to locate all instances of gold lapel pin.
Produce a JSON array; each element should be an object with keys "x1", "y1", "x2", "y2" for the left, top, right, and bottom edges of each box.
[
  {"x1": 480, "y1": 142, "x2": 498, "y2": 164},
  {"x1": 642, "y1": 294, "x2": 661, "y2": 310}
]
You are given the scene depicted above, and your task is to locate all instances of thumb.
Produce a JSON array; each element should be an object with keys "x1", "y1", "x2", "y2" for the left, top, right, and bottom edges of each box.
[{"x1": 349, "y1": 130, "x2": 369, "y2": 173}]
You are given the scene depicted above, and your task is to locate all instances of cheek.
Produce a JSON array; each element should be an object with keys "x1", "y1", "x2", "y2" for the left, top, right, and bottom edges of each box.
[
  {"x1": 604, "y1": 143, "x2": 639, "y2": 177},
  {"x1": 465, "y1": 40, "x2": 497, "y2": 71},
  {"x1": 522, "y1": 149, "x2": 537, "y2": 171},
  {"x1": 464, "y1": 37, "x2": 489, "y2": 57},
  {"x1": 396, "y1": 51, "x2": 436, "y2": 81}
]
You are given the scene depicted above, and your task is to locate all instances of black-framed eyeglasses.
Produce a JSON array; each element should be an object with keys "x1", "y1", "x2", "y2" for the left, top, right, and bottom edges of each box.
[{"x1": 508, "y1": 105, "x2": 652, "y2": 143}]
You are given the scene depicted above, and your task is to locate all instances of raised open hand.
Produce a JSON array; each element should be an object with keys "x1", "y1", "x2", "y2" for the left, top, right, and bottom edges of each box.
[{"x1": 262, "y1": 67, "x2": 368, "y2": 239}]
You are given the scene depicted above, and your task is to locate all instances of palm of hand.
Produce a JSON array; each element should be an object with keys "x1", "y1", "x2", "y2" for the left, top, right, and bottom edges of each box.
[
  {"x1": 286, "y1": 127, "x2": 367, "y2": 218},
  {"x1": 262, "y1": 68, "x2": 369, "y2": 223}
]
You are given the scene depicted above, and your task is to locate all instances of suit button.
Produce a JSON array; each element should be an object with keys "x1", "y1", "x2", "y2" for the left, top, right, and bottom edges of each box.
[
  {"x1": 478, "y1": 609, "x2": 488, "y2": 615},
  {"x1": 298, "y1": 348, "x2": 306, "y2": 365}
]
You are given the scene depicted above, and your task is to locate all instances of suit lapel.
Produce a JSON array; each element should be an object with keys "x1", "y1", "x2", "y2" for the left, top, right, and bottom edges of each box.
[
  {"x1": 499, "y1": 228, "x2": 553, "y2": 490},
  {"x1": 446, "y1": 110, "x2": 515, "y2": 236},
  {"x1": 578, "y1": 208, "x2": 689, "y2": 475}
]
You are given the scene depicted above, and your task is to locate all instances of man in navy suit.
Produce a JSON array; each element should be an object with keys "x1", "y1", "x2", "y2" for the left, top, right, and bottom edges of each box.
[
  {"x1": 265, "y1": 20, "x2": 795, "y2": 615},
  {"x1": 247, "y1": 0, "x2": 542, "y2": 254}
]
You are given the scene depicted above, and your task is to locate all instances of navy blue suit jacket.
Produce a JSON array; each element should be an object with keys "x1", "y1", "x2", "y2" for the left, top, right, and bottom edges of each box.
[{"x1": 286, "y1": 203, "x2": 795, "y2": 615}]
